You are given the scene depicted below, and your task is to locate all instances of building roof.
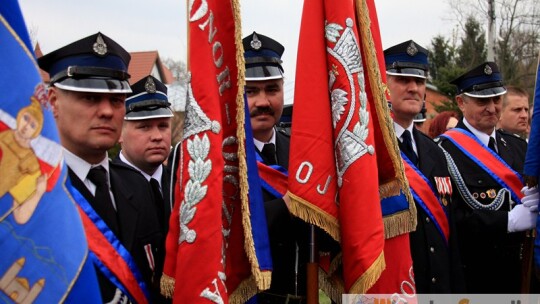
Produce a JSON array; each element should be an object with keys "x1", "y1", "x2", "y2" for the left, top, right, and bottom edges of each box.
[{"x1": 128, "y1": 51, "x2": 174, "y2": 84}]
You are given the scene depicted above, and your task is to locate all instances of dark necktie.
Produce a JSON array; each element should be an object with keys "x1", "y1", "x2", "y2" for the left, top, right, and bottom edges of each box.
[
  {"x1": 401, "y1": 130, "x2": 418, "y2": 165},
  {"x1": 150, "y1": 178, "x2": 166, "y2": 233},
  {"x1": 488, "y1": 137, "x2": 497, "y2": 154},
  {"x1": 261, "y1": 143, "x2": 278, "y2": 165},
  {"x1": 87, "y1": 166, "x2": 119, "y2": 235}
]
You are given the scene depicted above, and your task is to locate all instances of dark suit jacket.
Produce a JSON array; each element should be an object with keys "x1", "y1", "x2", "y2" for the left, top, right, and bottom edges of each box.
[
  {"x1": 112, "y1": 157, "x2": 172, "y2": 234},
  {"x1": 437, "y1": 120, "x2": 527, "y2": 293},
  {"x1": 69, "y1": 162, "x2": 163, "y2": 302},
  {"x1": 405, "y1": 128, "x2": 465, "y2": 293},
  {"x1": 111, "y1": 158, "x2": 171, "y2": 302}
]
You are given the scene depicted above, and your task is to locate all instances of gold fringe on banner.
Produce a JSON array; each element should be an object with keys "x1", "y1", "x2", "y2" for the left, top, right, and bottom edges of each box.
[
  {"x1": 355, "y1": 0, "x2": 417, "y2": 237},
  {"x1": 231, "y1": 0, "x2": 272, "y2": 298},
  {"x1": 349, "y1": 251, "x2": 385, "y2": 295},
  {"x1": 229, "y1": 275, "x2": 271, "y2": 304},
  {"x1": 319, "y1": 269, "x2": 345, "y2": 304},
  {"x1": 288, "y1": 191, "x2": 341, "y2": 242}
]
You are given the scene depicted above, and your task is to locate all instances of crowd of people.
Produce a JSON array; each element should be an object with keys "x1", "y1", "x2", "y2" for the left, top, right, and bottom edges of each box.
[{"x1": 21, "y1": 25, "x2": 538, "y2": 303}]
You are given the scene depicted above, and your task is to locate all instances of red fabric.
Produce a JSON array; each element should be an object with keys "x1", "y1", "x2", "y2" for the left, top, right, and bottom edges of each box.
[
  {"x1": 38, "y1": 159, "x2": 60, "y2": 191},
  {"x1": 77, "y1": 207, "x2": 148, "y2": 304},
  {"x1": 403, "y1": 160, "x2": 450, "y2": 242},
  {"x1": 367, "y1": 234, "x2": 415, "y2": 300},
  {"x1": 444, "y1": 129, "x2": 524, "y2": 200},
  {"x1": 161, "y1": 1, "x2": 253, "y2": 302},
  {"x1": 257, "y1": 162, "x2": 288, "y2": 194},
  {"x1": 289, "y1": 0, "x2": 385, "y2": 293}
]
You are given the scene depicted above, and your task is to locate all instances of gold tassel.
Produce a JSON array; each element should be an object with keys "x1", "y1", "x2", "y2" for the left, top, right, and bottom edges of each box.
[{"x1": 160, "y1": 273, "x2": 175, "y2": 299}]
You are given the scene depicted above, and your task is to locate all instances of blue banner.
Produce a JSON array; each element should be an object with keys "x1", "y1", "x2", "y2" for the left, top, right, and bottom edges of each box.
[
  {"x1": 525, "y1": 52, "x2": 540, "y2": 271},
  {"x1": 0, "y1": 1, "x2": 101, "y2": 303},
  {"x1": 244, "y1": 95, "x2": 273, "y2": 272}
]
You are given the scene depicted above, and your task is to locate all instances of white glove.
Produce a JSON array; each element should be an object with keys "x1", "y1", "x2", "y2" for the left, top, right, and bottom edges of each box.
[
  {"x1": 521, "y1": 186, "x2": 539, "y2": 213},
  {"x1": 508, "y1": 204, "x2": 538, "y2": 232}
]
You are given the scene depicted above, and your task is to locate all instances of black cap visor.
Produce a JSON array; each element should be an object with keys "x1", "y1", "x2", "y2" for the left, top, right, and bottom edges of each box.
[
  {"x1": 387, "y1": 68, "x2": 427, "y2": 79},
  {"x1": 54, "y1": 77, "x2": 131, "y2": 93},
  {"x1": 246, "y1": 65, "x2": 283, "y2": 81},
  {"x1": 125, "y1": 107, "x2": 174, "y2": 120},
  {"x1": 463, "y1": 85, "x2": 506, "y2": 98}
]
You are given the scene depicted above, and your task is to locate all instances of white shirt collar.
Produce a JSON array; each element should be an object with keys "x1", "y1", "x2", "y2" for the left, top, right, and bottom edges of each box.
[
  {"x1": 63, "y1": 148, "x2": 110, "y2": 193},
  {"x1": 119, "y1": 151, "x2": 163, "y2": 186},
  {"x1": 393, "y1": 122, "x2": 417, "y2": 152},
  {"x1": 463, "y1": 118, "x2": 496, "y2": 147},
  {"x1": 253, "y1": 128, "x2": 276, "y2": 152}
]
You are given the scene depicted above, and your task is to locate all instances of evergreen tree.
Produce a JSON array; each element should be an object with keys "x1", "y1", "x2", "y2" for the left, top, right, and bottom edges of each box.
[{"x1": 457, "y1": 16, "x2": 487, "y2": 70}]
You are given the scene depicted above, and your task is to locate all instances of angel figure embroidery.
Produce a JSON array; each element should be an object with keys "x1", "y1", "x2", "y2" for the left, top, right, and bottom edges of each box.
[{"x1": 0, "y1": 97, "x2": 47, "y2": 224}]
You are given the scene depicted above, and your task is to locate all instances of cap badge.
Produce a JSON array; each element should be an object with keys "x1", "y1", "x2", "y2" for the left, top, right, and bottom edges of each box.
[
  {"x1": 250, "y1": 33, "x2": 262, "y2": 50},
  {"x1": 406, "y1": 41, "x2": 418, "y2": 56},
  {"x1": 484, "y1": 64, "x2": 493, "y2": 75},
  {"x1": 144, "y1": 77, "x2": 157, "y2": 93},
  {"x1": 93, "y1": 34, "x2": 108, "y2": 56}
]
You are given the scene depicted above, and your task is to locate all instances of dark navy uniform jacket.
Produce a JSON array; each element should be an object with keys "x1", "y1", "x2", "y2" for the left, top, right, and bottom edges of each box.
[{"x1": 437, "y1": 119, "x2": 527, "y2": 293}]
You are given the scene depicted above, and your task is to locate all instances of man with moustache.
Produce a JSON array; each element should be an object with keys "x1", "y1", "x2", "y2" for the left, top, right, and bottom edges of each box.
[
  {"x1": 384, "y1": 40, "x2": 464, "y2": 293},
  {"x1": 498, "y1": 86, "x2": 530, "y2": 139},
  {"x1": 243, "y1": 31, "x2": 309, "y2": 304},
  {"x1": 436, "y1": 62, "x2": 539, "y2": 293},
  {"x1": 114, "y1": 75, "x2": 173, "y2": 301},
  {"x1": 39, "y1": 33, "x2": 162, "y2": 303}
]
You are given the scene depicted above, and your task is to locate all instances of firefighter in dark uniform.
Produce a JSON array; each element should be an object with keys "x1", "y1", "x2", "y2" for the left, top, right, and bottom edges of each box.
[
  {"x1": 435, "y1": 61, "x2": 539, "y2": 293},
  {"x1": 113, "y1": 75, "x2": 174, "y2": 302},
  {"x1": 384, "y1": 40, "x2": 465, "y2": 293},
  {"x1": 39, "y1": 33, "x2": 163, "y2": 303},
  {"x1": 243, "y1": 31, "x2": 309, "y2": 304}
]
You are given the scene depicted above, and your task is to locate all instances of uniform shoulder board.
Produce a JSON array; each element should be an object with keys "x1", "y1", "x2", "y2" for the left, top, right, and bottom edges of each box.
[
  {"x1": 497, "y1": 129, "x2": 526, "y2": 142},
  {"x1": 277, "y1": 127, "x2": 291, "y2": 137}
]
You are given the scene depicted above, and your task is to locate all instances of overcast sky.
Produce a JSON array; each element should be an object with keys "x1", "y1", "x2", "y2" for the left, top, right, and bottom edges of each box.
[{"x1": 19, "y1": 0, "x2": 456, "y2": 104}]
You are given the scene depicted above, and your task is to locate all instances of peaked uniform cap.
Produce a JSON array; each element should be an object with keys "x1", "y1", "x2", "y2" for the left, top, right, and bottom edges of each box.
[
  {"x1": 38, "y1": 32, "x2": 131, "y2": 93},
  {"x1": 124, "y1": 75, "x2": 173, "y2": 120},
  {"x1": 384, "y1": 40, "x2": 429, "y2": 79},
  {"x1": 450, "y1": 61, "x2": 506, "y2": 98},
  {"x1": 243, "y1": 31, "x2": 285, "y2": 81}
]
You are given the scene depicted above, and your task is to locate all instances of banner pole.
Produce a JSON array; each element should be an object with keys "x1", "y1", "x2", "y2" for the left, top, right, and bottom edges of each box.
[{"x1": 307, "y1": 224, "x2": 319, "y2": 304}]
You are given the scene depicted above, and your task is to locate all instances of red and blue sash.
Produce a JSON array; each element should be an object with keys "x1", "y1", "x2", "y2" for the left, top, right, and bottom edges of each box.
[
  {"x1": 65, "y1": 177, "x2": 150, "y2": 304},
  {"x1": 402, "y1": 153, "x2": 449, "y2": 244},
  {"x1": 255, "y1": 153, "x2": 288, "y2": 198},
  {"x1": 441, "y1": 128, "x2": 524, "y2": 203}
]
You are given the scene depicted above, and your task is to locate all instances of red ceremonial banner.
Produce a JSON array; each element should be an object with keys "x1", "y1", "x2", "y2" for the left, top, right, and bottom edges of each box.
[
  {"x1": 160, "y1": 1, "x2": 266, "y2": 303},
  {"x1": 288, "y1": 0, "x2": 416, "y2": 298}
]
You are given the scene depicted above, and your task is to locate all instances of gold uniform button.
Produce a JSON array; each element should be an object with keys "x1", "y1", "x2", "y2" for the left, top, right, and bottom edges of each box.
[{"x1": 425, "y1": 217, "x2": 430, "y2": 223}]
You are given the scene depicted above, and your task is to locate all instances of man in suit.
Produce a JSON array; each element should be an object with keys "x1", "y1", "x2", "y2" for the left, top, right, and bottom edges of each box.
[
  {"x1": 384, "y1": 40, "x2": 465, "y2": 293},
  {"x1": 39, "y1": 32, "x2": 163, "y2": 303},
  {"x1": 114, "y1": 75, "x2": 173, "y2": 299},
  {"x1": 436, "y1": 61, "x2": 539, "y2": 293},
  {"x1": 243, "y1": 31, "x2": 308, "y2": 303}
]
